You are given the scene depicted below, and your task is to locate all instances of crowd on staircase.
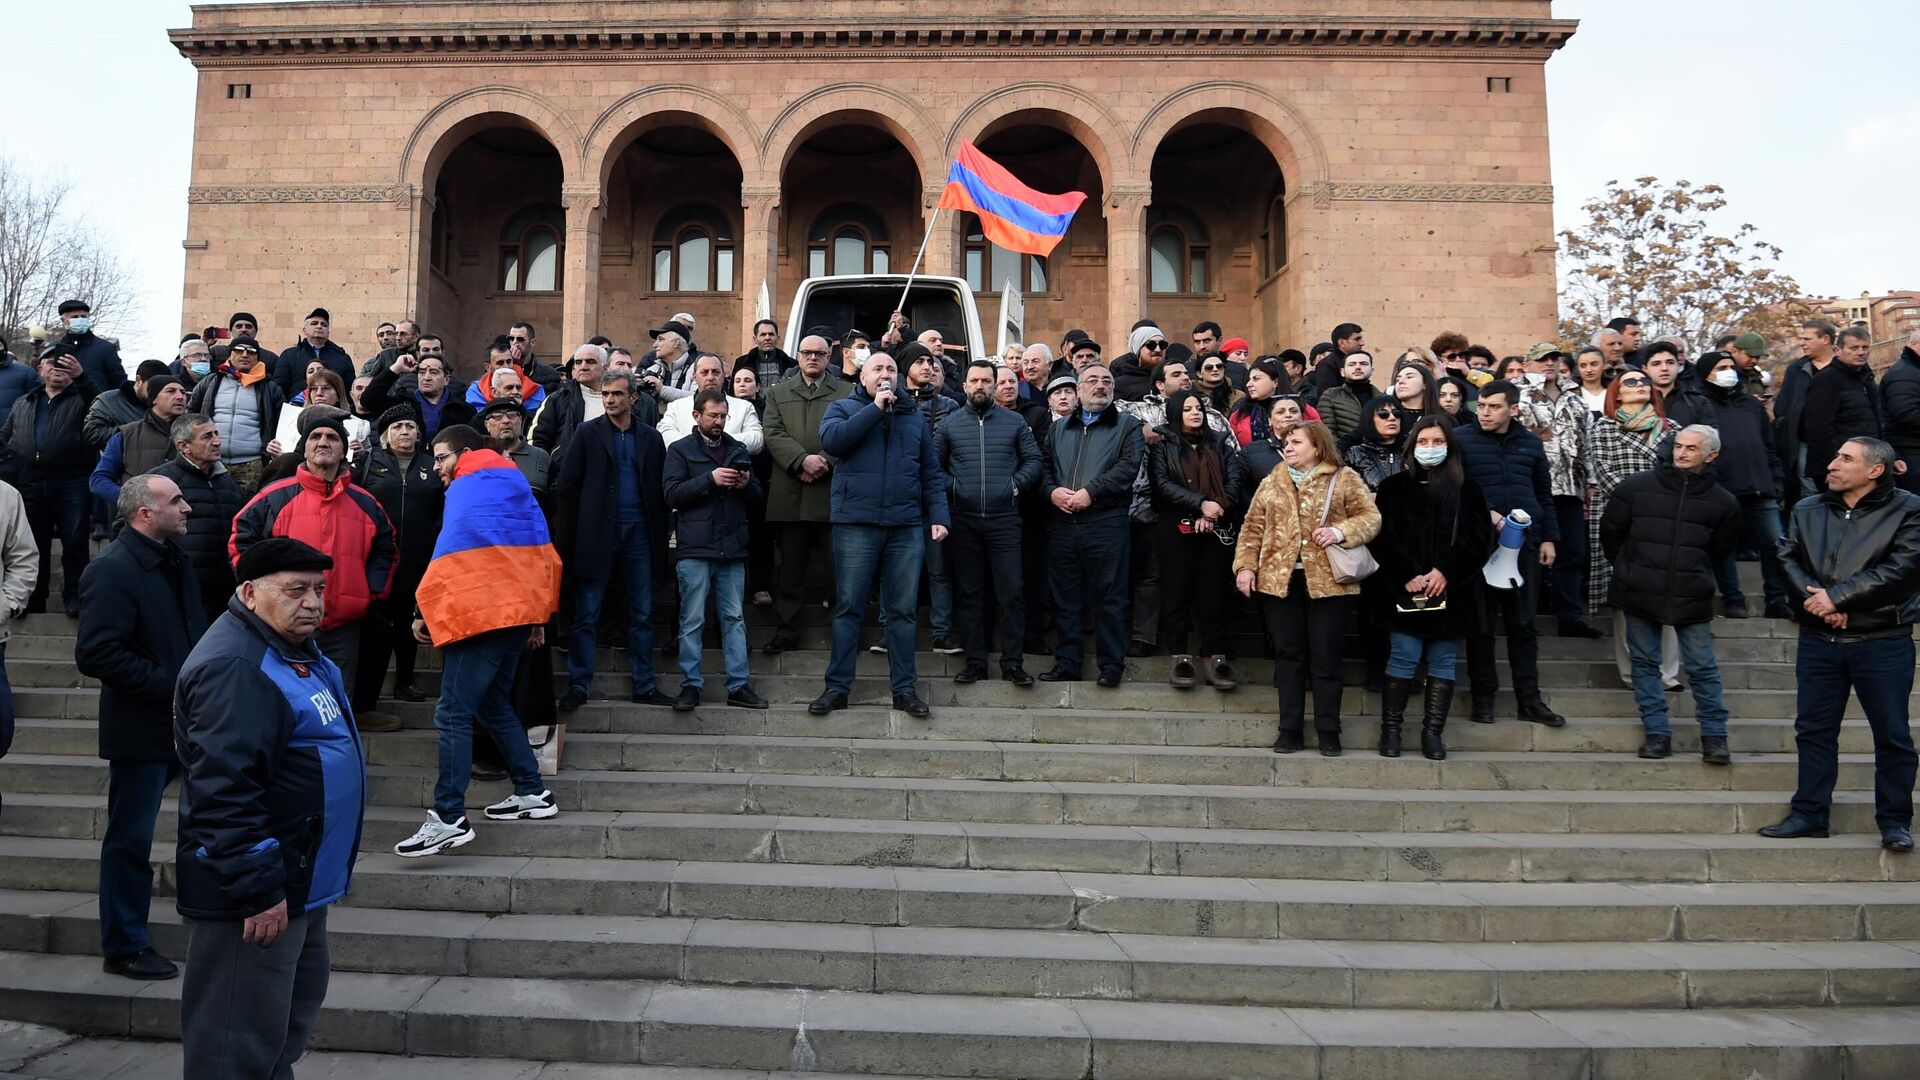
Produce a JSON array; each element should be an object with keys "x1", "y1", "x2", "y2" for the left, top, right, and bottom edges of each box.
[{"x1": 0, "y1": 301, "x2": 1917, "y2": 1076}]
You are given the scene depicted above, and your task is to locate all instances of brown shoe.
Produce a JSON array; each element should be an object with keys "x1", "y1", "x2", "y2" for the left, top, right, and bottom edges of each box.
[
  {"x1": 1168, "y1": 655, "x2": 1198, "y2": 689},
  {"x1": 1203, "y1": 655, "x2": 1237, "y2": 691},
  {"x1": 356, "y1": 710, "x2": 402, "y2": 733}
]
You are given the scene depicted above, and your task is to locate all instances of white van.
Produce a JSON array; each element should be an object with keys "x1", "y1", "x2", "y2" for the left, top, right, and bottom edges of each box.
[{"x1": 778, "y1": 274, "x2": 1021, "y2": 369}]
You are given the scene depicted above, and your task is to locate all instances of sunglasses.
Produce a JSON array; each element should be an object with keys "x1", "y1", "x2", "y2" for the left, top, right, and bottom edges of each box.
[
  {"x1": 1375, "y1": 409, "x2": 1398, "y2": 419},
  {"x1": 1141, "y1": 341, "x2": 1168, "y2": 351},
  {"x1": 1201, "y1": 363, "x2": 1224, "y2": 372},
  {"x1": 1618, "y1": 377, "x2": 1650, "y2": 387},
  {"x1": 1442, "y1": 352, "x2": 1465, "y2": 361}
]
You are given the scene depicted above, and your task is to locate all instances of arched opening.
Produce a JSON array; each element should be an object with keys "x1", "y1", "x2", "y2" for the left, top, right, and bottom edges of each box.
[
  {"x1": 779, "y1": 117, "x2": 921, "y2": 304},
  {"x1": 965, "y1": 116, "x2": 1105, "y2": 347},
  {"x1": 1146, "y1": 114, "x2": 1290, "y2": 351},
  {"x1": 423, "y1": 121, "x2": 564, "y2": 378},
  {"x1": 600, "y1": 121, "x2": 744, "y2": 350}
]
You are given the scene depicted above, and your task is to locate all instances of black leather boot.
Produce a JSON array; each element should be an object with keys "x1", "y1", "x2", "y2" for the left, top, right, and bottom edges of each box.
[
  {"x1": 1421, "y1": 678, "x2": 1455, "y2": 761},
  {"x1": 1378, "y1": 677, "x2": 1412, "y2": 758}
]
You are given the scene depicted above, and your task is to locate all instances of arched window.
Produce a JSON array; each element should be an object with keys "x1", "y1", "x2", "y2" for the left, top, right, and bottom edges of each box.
[
  {"x1": 808, "y1": 205, "x2": 890, "y2": 277},
  {"x1": 963, "y1": 214, "x2": 1049, "y2": 295},
  {"x1": 1259, "y1": 185, "x2": 1288, "y2": 277},
  {"x1": 429, "y1": 181, "x2": 453, "y2": 275},
  {"x1": 1147, "y1": 206, "x2": 1208, "y2": 295},
  {"x1": 651, "y1": 206, "x2": 736, "y2": 293},
  {"x1": 500, "y1": 205, "x2": 564, "y2": 292}
]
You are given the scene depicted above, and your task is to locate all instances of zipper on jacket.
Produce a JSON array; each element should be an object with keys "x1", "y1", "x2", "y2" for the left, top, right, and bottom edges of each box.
[{"x1": 977, "y1": 413, "x2": 988, "y2": 510}]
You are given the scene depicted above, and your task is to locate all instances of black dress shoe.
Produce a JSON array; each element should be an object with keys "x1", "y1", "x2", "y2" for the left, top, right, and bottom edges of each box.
[
  {"x1": 1469, "y1": 700, "x2": 1496, "y2": 724},
  {"x1": 727, "y1": 687, "x2": 771, "y2": 710},
  {"x1": 762, "y1": 632, "x2": 798, "y2": 655},
  {"x1": 1039, "y1": 667, "x2": 1080, "y2": 683},
  {"x1": 1002, "y1": 666, "x2": 1035, "y2": 688},
  {"x1": 558, "y1": 687, "x2": 588, "y2": 713},
  {"x1": 1883, "y1": 825, "x2": 1914, "y2": 853},
  {"x1": 1273, "y1": 728, "x2": 1304, "y2": 754},
  {"x1": 1700, "y1": 736, "x2": 1731, "y2": 765},
  {"x1": 1317, "y1": 730, "x2": 1343, "y2": 757},
  {"x1": 1096, "y1": 669, "x2": 1123, "y2": 688},
  {"x1": 103, "y1": 948, "x2": 178, "y2": 981},
  {"x1": 394, "y1": 681, "x2": 429, "y2": 703},
  {"x1": 1558, "y1": 620, "x2": 1604, "y2": 639},
  {"x1": 1758, "y1": 814, "x2": 1830, "y2": 839},
  {"x1": 1127, "y1": 639, "x2": 1156, "y2": 658},
  {"x1": 954, "y1": 664, "x2": 988, "y2": 684},
  {"x1": 672, "y1": 685, "x2": 702, "y2": 711},
  {"x1": 808, "y1": 691, "x2": 848, "y2": 715},
  {"x1": 632, "y1": 688, "x2": 678, "y2": 707},
  {"x1": 892, "y1": 692, "x2": 932, "y2": 719},
  {"x1": 1518, "y1": 699, "x2": 1566, "y2": 728},
  {"x1": 1763, "y1": 602, "x2": 1795, "y2": 621},
  {"x1": 1636, "y1": 734, "x2": 1672, "y2": 759}
]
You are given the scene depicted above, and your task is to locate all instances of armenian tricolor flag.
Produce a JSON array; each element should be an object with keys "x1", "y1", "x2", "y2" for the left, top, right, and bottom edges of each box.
[
  {"x1": 414, "y1": 448, "x2": 562, "y2": 648},
  {"x1": 938, "y1": 140, "x2": 1088, "y2": 258}
]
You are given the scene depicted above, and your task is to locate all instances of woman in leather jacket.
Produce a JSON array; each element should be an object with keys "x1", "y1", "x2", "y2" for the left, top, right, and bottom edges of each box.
[{"x1": 1147, "y1": 389, "x2": 1247, "y2": 690}]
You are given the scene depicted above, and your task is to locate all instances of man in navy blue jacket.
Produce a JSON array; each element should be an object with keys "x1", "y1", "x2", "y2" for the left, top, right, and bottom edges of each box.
[
  {"x1": 1454, "y1": 380, "x2": 1566, "y2": 727},
  {"x1": 808, "y1": 352, "x2": 950, "y2": 719},
  {"x1": 174, "y1": 537, "x2": 366, "y2": 1080}
]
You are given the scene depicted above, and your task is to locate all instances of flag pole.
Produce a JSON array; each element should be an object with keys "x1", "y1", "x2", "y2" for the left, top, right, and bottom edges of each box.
[{"x1": 895, "y1": 204, "x2": 944, "y2": 319}]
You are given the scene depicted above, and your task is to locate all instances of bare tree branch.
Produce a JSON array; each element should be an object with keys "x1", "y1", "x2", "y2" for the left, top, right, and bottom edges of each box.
[{"x1": 0, "y1": 154, "x2": 140, "y2": 355}]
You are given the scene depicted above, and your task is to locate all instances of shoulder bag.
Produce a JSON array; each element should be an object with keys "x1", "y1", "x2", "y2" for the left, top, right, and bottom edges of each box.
[{"x1": 1320, "y1": 471, "x2": 1379, "y2": 584}]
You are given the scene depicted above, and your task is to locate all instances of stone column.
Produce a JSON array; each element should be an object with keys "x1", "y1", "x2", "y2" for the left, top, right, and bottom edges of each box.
[
  {"x1": 1105, "y1": 186, "x2": 1150, "y2": 354},
  {"x1": 739, "y1": 181, "x2": 781, "y2": 341},
  {"x1": 561, "y1": 184, "x2": 604, "y2": 347},
  {"x1": 401, "y1": 183, "x2": 431, "y2": 326}
]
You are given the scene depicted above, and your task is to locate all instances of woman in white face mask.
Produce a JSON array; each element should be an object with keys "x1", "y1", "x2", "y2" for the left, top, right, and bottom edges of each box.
[{"x1": 1370, "y1": 416, "x2": 1495, "y2": 760}]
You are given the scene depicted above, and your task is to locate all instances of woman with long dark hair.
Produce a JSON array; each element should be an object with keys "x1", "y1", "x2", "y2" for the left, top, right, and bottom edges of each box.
[
  {"x1": 1435, "y1": 374, "x2": 1474, "y2": 420},
  {"x1": 1388, "y1": 362, "x2": 1437, "y2": 432},
  {"x1": 1235, "y1": 421, "x2": 1381, "y2": 755},
  {"x1": 1372, "y1": 416, "x2": 1493, "y2": 759},
  {"x1": 1341, "y1": 396, "x2": 1405, "y2": 492},
  {"x1": 1148, "y1": 389, "x2": 1246, "y2": 689}
]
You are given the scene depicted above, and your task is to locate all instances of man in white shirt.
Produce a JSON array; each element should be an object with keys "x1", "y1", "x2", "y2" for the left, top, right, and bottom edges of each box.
[{"x1": 657, "y1": 353, "x2": 762, "y2": 453}]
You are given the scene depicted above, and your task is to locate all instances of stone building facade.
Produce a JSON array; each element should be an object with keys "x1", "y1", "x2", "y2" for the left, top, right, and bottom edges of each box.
[{"x1": 171, "y1": 1, "x2": 1574, "y2": 376}]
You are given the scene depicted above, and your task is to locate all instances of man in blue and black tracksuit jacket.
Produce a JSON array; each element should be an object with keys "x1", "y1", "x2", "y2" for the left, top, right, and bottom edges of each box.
[{"x1": 174, "y1": 537, "x2": 365, "y2": 1080}]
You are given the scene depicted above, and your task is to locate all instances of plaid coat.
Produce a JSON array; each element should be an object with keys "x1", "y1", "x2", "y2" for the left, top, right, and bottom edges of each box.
[{"x1": 1583, "y1": 414, "x2": 1678, "y2": 613}]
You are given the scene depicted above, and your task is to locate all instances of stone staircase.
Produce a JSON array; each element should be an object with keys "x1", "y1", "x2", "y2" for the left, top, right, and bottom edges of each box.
[{"x1": 1, "y1": 578, "x2": 1918, "y2": 1078}]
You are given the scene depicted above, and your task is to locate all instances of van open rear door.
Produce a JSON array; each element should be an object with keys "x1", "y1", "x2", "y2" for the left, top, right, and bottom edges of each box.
[{"x1": 994, "y1": 280, "x2": 1024, "y2": 358}]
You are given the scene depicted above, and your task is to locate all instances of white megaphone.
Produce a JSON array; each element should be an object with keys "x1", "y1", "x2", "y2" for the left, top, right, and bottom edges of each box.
[{"x1": 1482, "y1": 509, "x2": 1533, "y2": 589}]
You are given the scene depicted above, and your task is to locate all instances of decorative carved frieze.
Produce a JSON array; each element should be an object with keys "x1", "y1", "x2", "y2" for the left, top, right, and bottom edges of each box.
[
  {"x1": 1315, "y1": 181, "x2": 1555, "y2": 204},
  {"x1": 188, "y1": 184, "x2": 403, "y2": 204}
]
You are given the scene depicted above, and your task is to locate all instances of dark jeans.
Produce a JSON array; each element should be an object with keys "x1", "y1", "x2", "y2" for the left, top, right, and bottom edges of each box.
[
  {"x1": 1712, "y1": 495, "x2": 1790, "y2": 610},
  {"x1": 1021, "y1": 505, "x2": 1053, "y2": 649},
  {"x1": 313, "y1": 622, "x2": 361, "y2": 709},
  {"x1": 950, "y1": 515, "x2": 1025, "y2": 669},
  {"x1": 99, "y1": 759, "x2": 178, "y2": 958},
  {"x1": 1048, "y1": 515, "x2": 1129, "y2": 677},
  {"x1": 1261, "y1": 578, "x2": 1352, "y2": 735},
  {"x1": 1129, "y1": 520, "x2": 1160, "y2": 645},
  {"x1": 1156, "y1": 520, "x2": 1232, "y2": 655},
  {"x1": 183, "y1": 906, "x2": 329, "y2": 1080},
  {"x1": 25, "y1": 474, "x2": 89, "y2": 610},
  {"x1": 434, "y1": 626, "x2": 544, "y2": 823},
  {"x1": 827, "y1": 524, "x2": 923, "y2": 696},
  {"x1": 568, "y1": 522, "x2": 658, "y2": 696},
  {"x1": 1790, "y1": 633, "x2": 1918, "y2": 829},
  {"x1": 1467, "y1": 539, "x2": 1545, "y2": 706},
  {"x1": 773, "y1": 521, "x2": 832, "y2": 634},
  {"x1": 0, "y1": 642, "x2": 12, "y2": 766},
  {"x1": 1548, "y1": 494, "x2": 1590, "y2": 622}
]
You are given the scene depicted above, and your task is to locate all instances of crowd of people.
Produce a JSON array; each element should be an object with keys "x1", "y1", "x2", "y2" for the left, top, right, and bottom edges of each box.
[{"x1": 0, "y1": 299, "x2": 1916, "y2": 1077}]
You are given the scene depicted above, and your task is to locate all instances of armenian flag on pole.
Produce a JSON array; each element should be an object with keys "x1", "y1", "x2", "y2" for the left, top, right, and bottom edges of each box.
[{"x1": 938, "y1": 140, "x2": 1088, "y2": 258}]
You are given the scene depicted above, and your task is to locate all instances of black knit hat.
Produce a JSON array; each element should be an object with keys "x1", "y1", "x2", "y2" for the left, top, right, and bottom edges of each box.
[
  {"x1": 229, "y1": 311, "x2": 258, "y2": 328},
  {"x1": 375, "y1": 403, "x2": 420, "y2": 439},
  {"x1": 892, "y1": 342, "x2": 934, "y2": 369},
  {"x1": 297, "y1": 404, "x2": 349, "y2": 452},
  {"x1": 234, "y1": 537, "x2": 333, "y2": 583},
  {"x1": 144, "y1": 375, "x2": 186, "y2": 401}
]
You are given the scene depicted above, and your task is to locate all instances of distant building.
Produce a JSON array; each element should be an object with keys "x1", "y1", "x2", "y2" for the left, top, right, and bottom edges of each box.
[{"x1": 1804, "y1": 291, "x2": 1920, "y2": 370}]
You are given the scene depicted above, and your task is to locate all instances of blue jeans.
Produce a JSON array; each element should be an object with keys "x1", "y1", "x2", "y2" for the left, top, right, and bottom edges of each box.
[
  {"x1": 876, "y1": 533, "x2": 952, "y2": 638},
  {"x1": 433, "y1": 626, "x2": 544, "y2": 823},
  {"x1": 100, "y1": 759, "x2": 177, "y2": 957},
  {"x1": 1387, "y1": 632, "x2": 1458, "y2": 681},
  {"x1": 676, "y1": 558, "x2": 750, "y2": 693},
  {"x1": 1623, "y1": 614, "x2": 1726, "y2": 737},
  {"x1": 1712, "y1": 496, "x2": 1790, "y2": 609},
  {"x1": 1791, "y1": 633, "x2": 1918, "y2": 829},
  {"x1": 1049, "y1": 516, "x2": 1130, "y2": 677},
  {"x1": 827, "y1": 524, "x2": 922, "y2": 696},
  {"x1": 568, "y1": 522, "x2": 658, "y2": 695}
]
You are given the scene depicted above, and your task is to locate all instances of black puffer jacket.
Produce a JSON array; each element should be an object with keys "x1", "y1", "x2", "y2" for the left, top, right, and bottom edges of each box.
[
  {"x1": 1374, "y1": 471, "x2": 1494, "y2": 638},
  {"x1": 146, "y1": 456, "x2": 245, "y2": 600},
  {"x1": 1146, "y1": 425, "x2": 1247, "y2": 523},
  {"x1": 1779, "y1": 479, "x2": 1920, "y2": 640},
  {"x1": 0, "y1": 376, "x2": 100, "y2": 483},
  {"x1": 662, "y1": 430, "x2": 760, "y2": 562},
  {"x1": 1800, "y1": 360, "x2": 1882, "y2": 486},
  {"x1": 1453, "y1": 420, "x2": 1559, "y2": 542},
  {"x1": 1700, "y1": 382, "x2": 1783, "y2": 498},
  {"x1": 1599, "y1": 464, "x2": 1741, "y2": 627},
  {"x1": 934, "y1": 400, "x2": 1042, "y2": 519},
  {"x1": 353, "y1": 448, "x2": 444, "y2": 570},
  {"x1": 1877, "y1": 346, "x2": 1920, "y2": 467}
]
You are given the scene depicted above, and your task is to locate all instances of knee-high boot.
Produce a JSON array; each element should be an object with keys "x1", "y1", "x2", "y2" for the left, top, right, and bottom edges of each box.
[
  {"x1": 1378, "y1": 677, "x2": 1412, "y2": 758},
  {"x1": 1422, "y1": 678, "x2": 1455, "y2": 761}
]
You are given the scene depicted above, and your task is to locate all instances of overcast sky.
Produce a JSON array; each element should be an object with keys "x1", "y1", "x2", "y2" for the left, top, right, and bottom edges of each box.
[{"x1": 1, "y1": 0, "x2": 1910, "y2": 359}]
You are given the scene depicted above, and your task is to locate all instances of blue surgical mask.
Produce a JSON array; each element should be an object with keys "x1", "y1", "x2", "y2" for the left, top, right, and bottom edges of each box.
[
  {"x1": 190, "y1": 361, "x2": 211, "y2": 377},
  {"x1": 67, "y1": 317, "x2": 90, "y2": 334},
  {"x1": 1414, "y1": 445, "x2": 1448, "y2": 467}
]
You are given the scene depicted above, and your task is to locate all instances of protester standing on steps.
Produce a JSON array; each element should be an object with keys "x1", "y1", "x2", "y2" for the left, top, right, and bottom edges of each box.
[
  {"x1": 1372, "y1": 417, "x2": 1492, "y2": 761},
  {"x1": 759, "y1": 335, "x2": 848, "y2": 655},
  {"x1": 1585, "y1": 370, "x2": 1682, "y2": 692},
  {"x1": 0, "y1": 477, "x2": 35, "y2": 801},
  {"x1": 176, "y1": 538, "x2": 366, "y2": 1080},
  {"x1": 1762, "y1": 436, "x2": 1920, "y2": 853},
  {"x1": 395, "y1": 425, "x2": 564, "y2": 858},
  {"x1": 1149, "y1": 388, "x2": 1247, "y2": 691},
  {"x1": 808, "y1": 352, "x2": 949, "y2": 720},
  {"x1": 149, "y1": 414, "x2": 246, "y2": 626},
  {"x1": 75, "y1": 475, "x2": 205, "y2": 982},
  {"x1": 1599, "y1": 425, "x2": 1741, "y2": 764}
]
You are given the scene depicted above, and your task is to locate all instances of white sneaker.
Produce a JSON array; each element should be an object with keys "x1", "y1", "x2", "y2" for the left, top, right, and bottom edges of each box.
[
  {"x1": 394, "y1": 814, "x2": 475, "y2": 858},
  {"x1": 484, "y1": 789, "x2": 559, "y2": 821},
  {"x1": 868, "y1": 643, "x2": 887, "y2": 654}
]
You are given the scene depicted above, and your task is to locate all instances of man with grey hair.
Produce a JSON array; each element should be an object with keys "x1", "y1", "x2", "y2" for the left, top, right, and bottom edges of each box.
[
  {"x1": 533, "y1": 341, "x2": 640, "y2": 463},
  {"x1": 648, "y1": 319, "x2": 699, "y2": 402},
  {"x1": 1018, "y1": 343, "x2": 1054, "y2": 405},
  {"x1": 1599, "y1": 424, "x2": 1741, "y2": 762},
  {"x1": 1763, "y1": 436, "x2": 1920, "y2": 851},
  {"x1": 150, "y1": 413, "x2": 245, "y2": 624}
]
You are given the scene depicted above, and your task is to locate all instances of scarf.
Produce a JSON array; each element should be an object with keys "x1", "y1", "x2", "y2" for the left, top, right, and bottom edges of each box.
[
  {"x1": 1614, "y1": 403, "x2": 1660, "y2": 433},
  {"x1": 1248, "y1": 402, "x2": 1272, "y2": 443},
  {"x1": 1286, "y1": 465, "x2": 1315, "y2": 489},
  {"x1": 1178, "y1": 433, "x2": 1227, "y2": 506}
]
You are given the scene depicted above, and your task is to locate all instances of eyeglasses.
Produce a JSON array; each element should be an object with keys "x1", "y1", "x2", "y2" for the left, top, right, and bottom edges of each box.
[{"x1": 431, "y1": 451, "x2": 456, "y2": 465}]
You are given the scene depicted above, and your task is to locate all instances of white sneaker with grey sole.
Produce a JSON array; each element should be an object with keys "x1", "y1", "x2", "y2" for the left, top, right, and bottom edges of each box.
[
  {"x1": 394, "y1": 814, "x2": 475, "y2": 858},
  {"x1": 484, "y1": 790, "x2": 559, "y2": 820}
]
